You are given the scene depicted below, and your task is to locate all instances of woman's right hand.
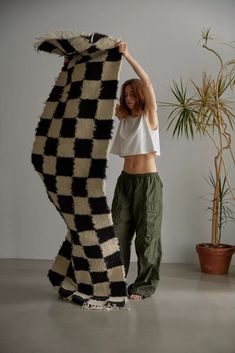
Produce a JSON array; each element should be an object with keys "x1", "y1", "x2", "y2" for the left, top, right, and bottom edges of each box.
[{"x1": 116, "y1": 41, "x2": 129, "y2": 58}]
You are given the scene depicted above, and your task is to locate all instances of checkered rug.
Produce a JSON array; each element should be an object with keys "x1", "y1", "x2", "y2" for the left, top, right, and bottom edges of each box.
[{"x1": 31, "y1": 31, "x2": 127, "y2": 309}]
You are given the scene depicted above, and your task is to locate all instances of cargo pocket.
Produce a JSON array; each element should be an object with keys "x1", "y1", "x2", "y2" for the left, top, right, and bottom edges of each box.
[
  {"x1": 119, "y1": 200, "x2": 132, "y2": 222},
  {"x1": 144, "y1": 203, "x2": 161, "y2": 264},
  {"x1": 146, "y1": 202, "x2": 159, "y2": 238},
  {"x1": 112, "y1": 191, "x2": 131, "y2": 223}
]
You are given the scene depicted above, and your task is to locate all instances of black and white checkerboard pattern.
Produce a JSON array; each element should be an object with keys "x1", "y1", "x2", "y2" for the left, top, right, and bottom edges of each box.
[{"x1": 31, "y1": 32, "x2": 127, "y2": 309}]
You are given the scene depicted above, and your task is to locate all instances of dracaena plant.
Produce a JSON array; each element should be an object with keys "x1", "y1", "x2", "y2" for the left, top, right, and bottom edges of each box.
[
  {"x1": 202, "y1": 171, "x2": 235, "y2": 245},
  {"x1": 161, "y1": 29, "x2": 235, "y2": 247}
]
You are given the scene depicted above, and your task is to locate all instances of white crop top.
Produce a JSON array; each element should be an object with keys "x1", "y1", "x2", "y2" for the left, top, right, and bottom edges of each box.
[{"x1": 110, "y1": 115, "x2": 161, "y2": 157}]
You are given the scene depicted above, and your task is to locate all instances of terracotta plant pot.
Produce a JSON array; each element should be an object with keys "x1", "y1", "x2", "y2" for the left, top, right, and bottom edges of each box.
[{"x1": 196, "y1": 243, "x2": 235, "y2": 275}]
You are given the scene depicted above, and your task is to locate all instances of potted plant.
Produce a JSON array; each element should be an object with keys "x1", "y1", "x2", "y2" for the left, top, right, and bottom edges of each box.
[{"x1": 162, "y1": 29, "x2": 235, "y2": 274}]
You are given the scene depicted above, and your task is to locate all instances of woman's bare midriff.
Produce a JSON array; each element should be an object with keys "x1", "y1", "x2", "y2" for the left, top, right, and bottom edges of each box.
[{"x1": 123, "y1": 152, "x2": 157, "y2": 174}]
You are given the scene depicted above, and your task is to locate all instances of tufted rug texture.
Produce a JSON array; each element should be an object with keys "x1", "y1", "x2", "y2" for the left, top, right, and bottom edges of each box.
[{"x1": 31, "y1": 31, "x2": 127, "y2": 310}]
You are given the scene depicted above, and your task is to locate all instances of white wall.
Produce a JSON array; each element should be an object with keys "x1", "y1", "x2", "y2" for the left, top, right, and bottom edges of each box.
[{"x1": 0, "y1": 0, "x2": 234, "y2": 263}]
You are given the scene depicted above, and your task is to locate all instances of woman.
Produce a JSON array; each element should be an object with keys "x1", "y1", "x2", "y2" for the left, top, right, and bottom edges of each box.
[{"x1": 111, "y1": 42, "x2": 163, "y2": 300}]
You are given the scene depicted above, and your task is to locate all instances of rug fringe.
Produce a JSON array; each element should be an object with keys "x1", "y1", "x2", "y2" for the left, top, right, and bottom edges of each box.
[
  {"x1": 82, "y1": 298, "x2": 130, "y2": 311},
  {"x1": 82, "y1": 299, "x2": 108, "y2": 311},
  {"x1": 34, "y1": 29, "x2": 121, "y2": 54},
  {"x1": 34, "y1": 29, "x2": 89, "y2": 51}
]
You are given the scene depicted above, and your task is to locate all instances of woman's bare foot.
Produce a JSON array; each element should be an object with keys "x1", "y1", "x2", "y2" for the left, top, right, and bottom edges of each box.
[{"x1": 129, "y1": 294, "x2": 142, "y2": 300}]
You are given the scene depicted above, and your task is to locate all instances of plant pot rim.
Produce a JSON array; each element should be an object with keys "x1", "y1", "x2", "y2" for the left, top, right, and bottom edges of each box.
[
  {"x1": 196, "y1": 243, "x2": 235, "y2": 255},
  {"x1": 196, "y1": 243, "x2": 235, "y2": 249}
]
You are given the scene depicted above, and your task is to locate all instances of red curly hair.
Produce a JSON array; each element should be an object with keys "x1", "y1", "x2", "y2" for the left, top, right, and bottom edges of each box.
[{"x1": 118, "y1": 79, "x2": 146, "y2": 118}]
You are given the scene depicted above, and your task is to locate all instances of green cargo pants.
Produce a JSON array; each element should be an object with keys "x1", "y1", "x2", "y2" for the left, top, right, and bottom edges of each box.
[{"x1": 111, "y1": 171, "x2": 163, "y2": 298}]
